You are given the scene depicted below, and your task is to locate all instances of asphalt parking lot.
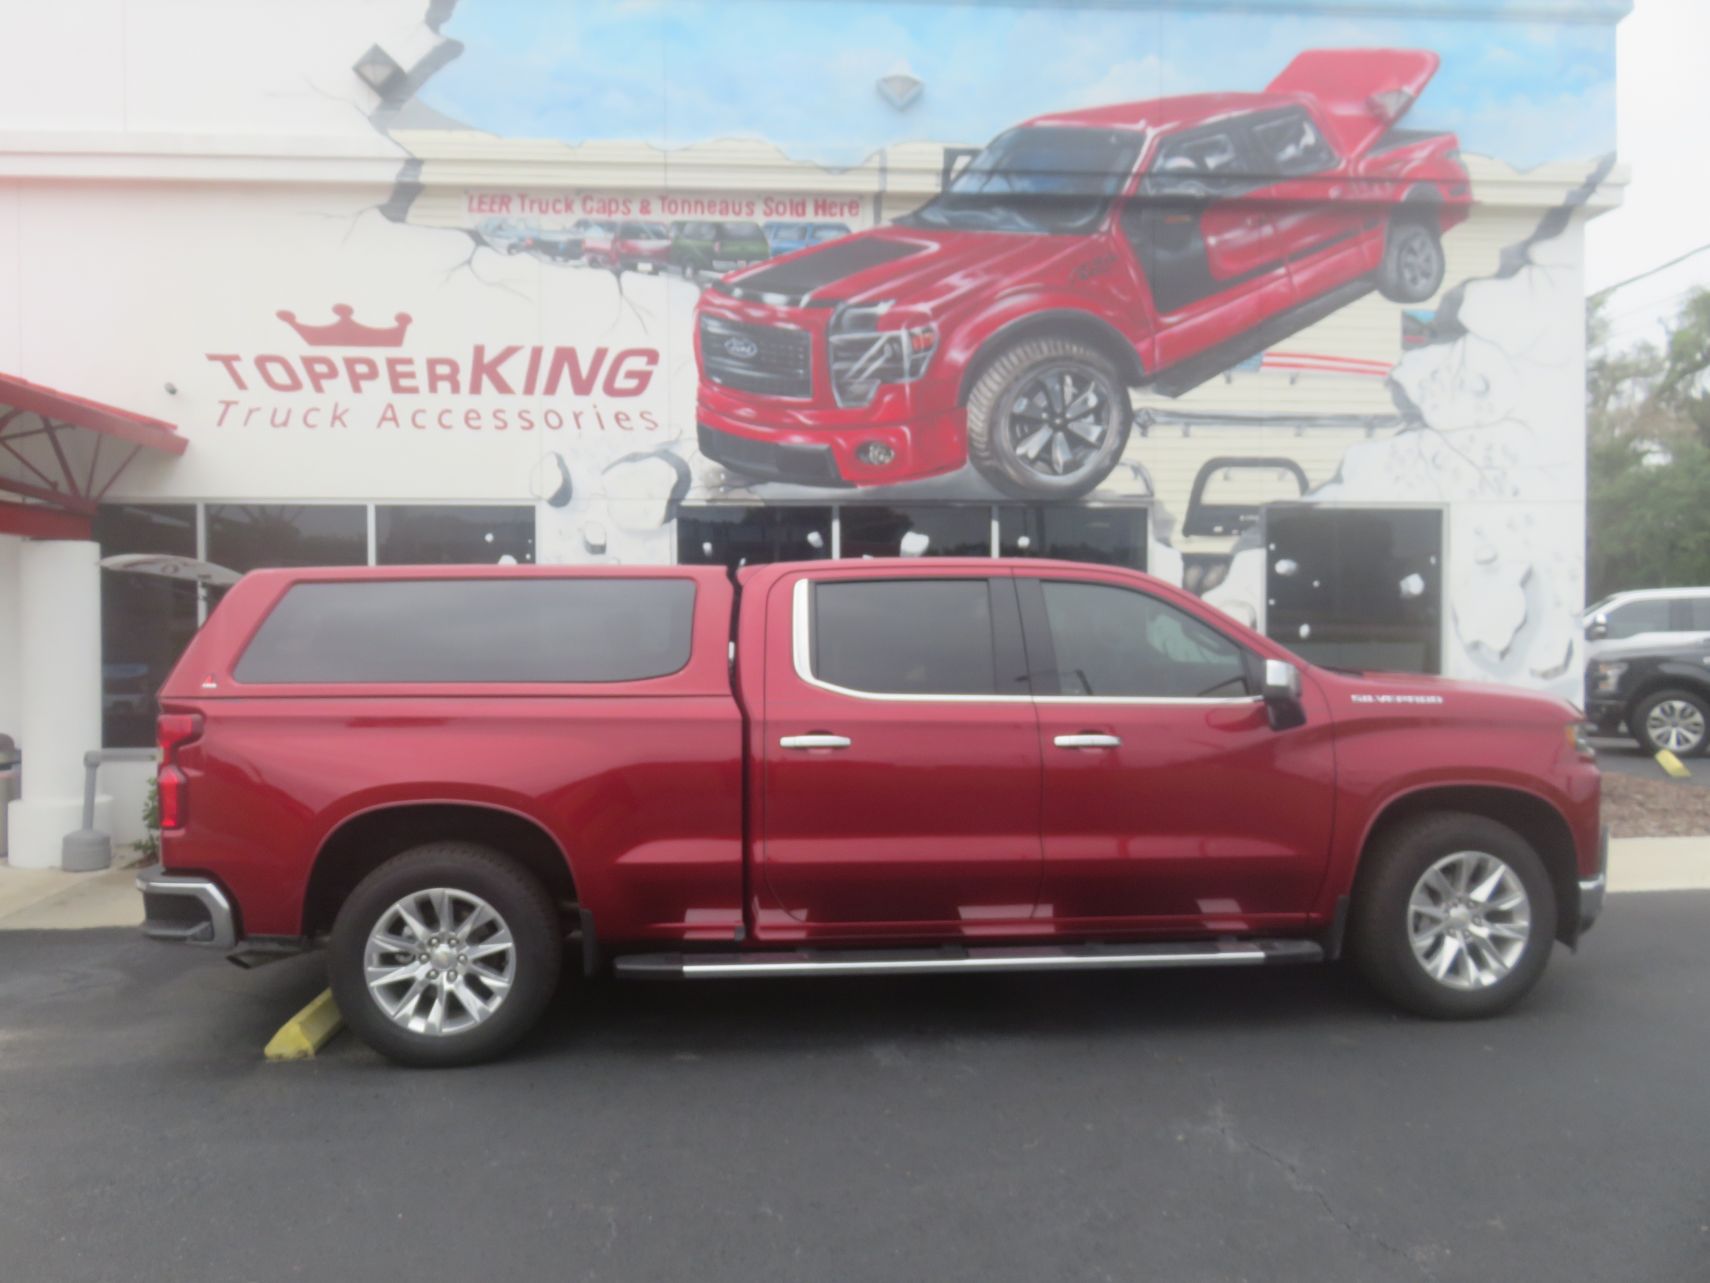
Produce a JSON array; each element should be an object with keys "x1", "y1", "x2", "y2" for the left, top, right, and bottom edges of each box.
[
  {"x1": 3, "y1": 894, "x2": 1708, "y2": 1283},
  {"x1": 1591, "y1": 735, "x2": 1709, "y2": 786}
]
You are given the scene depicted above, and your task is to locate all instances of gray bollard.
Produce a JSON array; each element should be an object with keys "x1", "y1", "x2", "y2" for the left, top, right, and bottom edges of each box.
[{"x1": 60, "y1": 748, "x2": 157, "y2": 872}]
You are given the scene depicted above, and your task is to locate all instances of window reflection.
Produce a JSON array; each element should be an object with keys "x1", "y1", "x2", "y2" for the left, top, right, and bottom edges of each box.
[{"x1": 95, "y1": 505, "x2": 199, "y2": 748}]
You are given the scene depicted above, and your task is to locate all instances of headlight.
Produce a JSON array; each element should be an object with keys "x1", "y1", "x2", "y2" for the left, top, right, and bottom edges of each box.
[
  {"x1": 829, "y1": 300, "x2": 938, "y2": 407},
  {"x1": 1566, "y1": 722, "x2": 1597, "y2": 760},
  {"x1": 1590, "y1": 660, "x2": 1627, "y2": 694}
]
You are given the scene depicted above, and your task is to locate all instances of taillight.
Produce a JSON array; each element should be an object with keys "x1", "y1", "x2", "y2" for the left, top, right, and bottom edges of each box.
[{"x1": 156, "y1": 713, "x2": 203, "y2": 832}]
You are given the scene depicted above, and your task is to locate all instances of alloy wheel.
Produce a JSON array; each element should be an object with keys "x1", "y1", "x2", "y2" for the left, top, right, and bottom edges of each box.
[
  {"x1": 1406, "y1": 850, "x2": 1531, "y2": 991},
  {"x1": 1646, "y1": 699, "x2": 1706, "y2": 753},
  {"x1": 363, "y1": 887, "x2": 517, "y2": 1037},
  {"x1": 1002, "y1": 363, "x2": 1117, "y2": 484},
  {"x1": 1397, "y1": 230, "x2": 1438, "y2": 295}
]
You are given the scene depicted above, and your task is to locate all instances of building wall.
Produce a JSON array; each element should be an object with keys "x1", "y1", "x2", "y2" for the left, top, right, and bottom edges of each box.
[{"x1": 0, "y1": 1, "x2": 1626, "y2": 728}]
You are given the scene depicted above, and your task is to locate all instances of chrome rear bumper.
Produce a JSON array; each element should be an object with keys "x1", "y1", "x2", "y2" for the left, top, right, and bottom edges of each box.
[{"x1": 136, "y1": 870, "x2": 236, "y2": 949}]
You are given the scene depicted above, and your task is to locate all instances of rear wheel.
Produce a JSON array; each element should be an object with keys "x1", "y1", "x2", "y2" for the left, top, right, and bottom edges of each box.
[
  {"x1": 1376, "y1": 217, "x2": 1444, "y2": 303},
  {"x1": 1348, "y1": 813, "x2": 1556, "y2": 1019},
  {"x1": 966, "y1": 336, "x2": 1132, "y2": 499},
  {"x1": 1632, "y1": 688, "x2": 1710, "y2": 757},
  {"x1": 329, "y1": 842, "x2": 562, "y2": 1067}
]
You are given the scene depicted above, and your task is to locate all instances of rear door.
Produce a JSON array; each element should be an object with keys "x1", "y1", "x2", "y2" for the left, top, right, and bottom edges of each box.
[
  {"x1": 1020, "y1": 573, "x2": 1337, "y2": 929},
  {"x1": 757, "y1": 571, "x2": 1044, "y2": 934}
]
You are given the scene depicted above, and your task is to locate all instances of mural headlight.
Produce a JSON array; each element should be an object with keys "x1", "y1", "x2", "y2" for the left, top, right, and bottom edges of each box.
[{"x1": 830, "y1": 301, "x2": 938, "y2": 407}]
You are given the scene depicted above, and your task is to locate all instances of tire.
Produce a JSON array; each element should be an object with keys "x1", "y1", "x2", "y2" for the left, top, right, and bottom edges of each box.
[
  {"x1": 1631, "y1": 688, "x2": 1710, "y2": 757},
  {"x1": 965, "y1": 335, "x2": 1132, "y2": 499},
  {"x1": 1347, "y1": 812, "x2": 1556, "y2": 1020},
  {"x1": 1375, "y1": 216, "x2": 1445, "y2": 303},
  {"x1": 329, "y1": 842, "x2": 563, "y2": 1067}
]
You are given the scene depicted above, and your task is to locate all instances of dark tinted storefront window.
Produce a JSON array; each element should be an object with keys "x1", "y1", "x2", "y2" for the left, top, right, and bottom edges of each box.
[
  {"x1": 839, "y1": 505, "x2": 991, "y2": 559},
  {"x1": 95, "y1": 505, "x2": 199, "y2": 747},
  {"x1": 376, "y1": 506, "x2": 535, "y2": 565},
  {"x1": 1265, "y1": 507, "x2": 1443, "y2": 674},
  {"x1": 206, "y1": 504, "x2": 367, "y2": 573},
  {"x1": 999, "y1": 505, "x2": 1147, "y2": 569},
  {"x1": 676, "y1": 506, "x2": 832, "y2": 568},
  {"x1": 235, "y1": 579, "x2": 696, "y2": 684},
  {"x1": 812, "y1": 579, "x2": 996, "y2": 695}
]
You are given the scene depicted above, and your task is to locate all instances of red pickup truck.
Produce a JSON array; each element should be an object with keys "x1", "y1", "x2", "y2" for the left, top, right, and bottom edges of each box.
[
  {"x1": 139, "y1": 560, "x2": 1604, "y2": 1066},
  {"x1": 695, "y1": 48, "x2": 1470, "y2": 498}
]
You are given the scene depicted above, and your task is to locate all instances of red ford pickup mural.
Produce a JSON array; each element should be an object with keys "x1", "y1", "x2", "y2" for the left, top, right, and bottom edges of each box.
[{"x1": 695, "y1": 49, "x2": 1471, "y2": 497}]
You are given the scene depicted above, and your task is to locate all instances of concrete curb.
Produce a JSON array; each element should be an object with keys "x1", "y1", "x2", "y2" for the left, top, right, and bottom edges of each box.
[{"x1": 1607, "y1": 836, "x2": 1710, "y2": 893}]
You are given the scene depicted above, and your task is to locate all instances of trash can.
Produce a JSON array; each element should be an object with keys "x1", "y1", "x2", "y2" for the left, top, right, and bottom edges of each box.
[{"x1": 0, "y1": 735, "x2": 19, "y2": 861}]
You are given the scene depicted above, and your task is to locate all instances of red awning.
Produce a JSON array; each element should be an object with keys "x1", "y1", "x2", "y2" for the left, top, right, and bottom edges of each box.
[{"x1": 0, "y1": 371, "x2": 186, "y2": 538}]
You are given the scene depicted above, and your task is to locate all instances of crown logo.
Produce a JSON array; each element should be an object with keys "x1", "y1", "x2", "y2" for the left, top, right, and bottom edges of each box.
[{"x1": 276, "y1": 304, "x2": 413, "y2": 348}]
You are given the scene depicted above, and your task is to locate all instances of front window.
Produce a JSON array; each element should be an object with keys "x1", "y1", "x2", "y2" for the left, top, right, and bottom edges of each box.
[
  {"x1": 1605, "y1": 599, "x2": 1670, "y2": 640},
  {"x1": 902, "y1": 126, "x2": 1143, "y2": 235},
  {"x1": 1036, "y1": 580, "x2": 1250, "y2": 698},
  {"x1": 1250, "y1": 110, "x2": 1336, "y2": 177},
  {"x1": 718, "y1": 222, "x2": 763, "y2": 241}
]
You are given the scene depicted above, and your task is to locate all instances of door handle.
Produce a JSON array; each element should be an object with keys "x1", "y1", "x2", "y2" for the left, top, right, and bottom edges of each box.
[
  {"x1": 1054, "y1": 733, "x2": 1122, "y2": 749},
  {"x1": 779, "y1": 734, "x2": 852, "y2": 750}
]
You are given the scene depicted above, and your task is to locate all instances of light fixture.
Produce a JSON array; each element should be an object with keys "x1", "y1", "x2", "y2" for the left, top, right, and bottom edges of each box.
[{"x1": 353, "y1": 44, "x2": 407, "y2": 100}]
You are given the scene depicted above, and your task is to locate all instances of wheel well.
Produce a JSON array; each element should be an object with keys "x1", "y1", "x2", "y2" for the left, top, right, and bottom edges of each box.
[
  {"x1": 1396, "y1": 184, "x2": 1445, "y2": 231},
  {"x1": 957, "y1": 311, "x2": 1145, "y2": 404},
  {"x1": 301, "y1": 803, "x2": 577, "y2": 938},
  {"x1": 1359, "y1": 787, "x2": 1580, "y2": 945}
]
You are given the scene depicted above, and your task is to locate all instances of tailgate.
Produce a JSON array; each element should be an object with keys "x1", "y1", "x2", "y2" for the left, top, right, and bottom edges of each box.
[{"x1": 1266, "y1": 49, "x2": 1439, "y2": 157}]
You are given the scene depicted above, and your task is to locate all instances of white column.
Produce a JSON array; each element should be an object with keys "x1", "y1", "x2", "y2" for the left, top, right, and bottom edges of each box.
[
  {"x1": 0, "y1": 534, "x2": 21, "y2": 743},
  {"x1": 6, "y1": 539, "x2": 111, "y2": 868}
]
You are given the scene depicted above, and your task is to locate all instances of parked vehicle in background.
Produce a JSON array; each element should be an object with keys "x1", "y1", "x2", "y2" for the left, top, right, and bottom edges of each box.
[
  {"x1": 1586, "y1": 634, "x2": 1710, "y2": 756},
  {"x1": 671, "y1": 219, "x2": 771, "y2": 274},
  {"x1": 764, "y1": 221, "x2": 854, "y2": 256},
  {"x1": 695, "y1": 48, "x2": 1471, "y2": 498},
  {"x1": 139, "y1": 559, "x2": 1603, "y2": 1067},
  {"x1": 590, "y1": 221, "x2": 673, "y2": 271},
  {"x1": 476, "y1": 217, "x2": 538, "y2": 255},
  {"x1": 1583, "y1": 586, "x2": 1710, "y2": 659}
]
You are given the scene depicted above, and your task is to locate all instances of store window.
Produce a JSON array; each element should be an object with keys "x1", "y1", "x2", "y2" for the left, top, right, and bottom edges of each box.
[
  {"x1": 676, "y1": 506, "x2": 832, "y2": 568},
  {"x1": 1265, "y1": 507, "x2": 1443, "y2": 674},
  {"x1": 206, "y1": 504, "x2": 367, "y2": 574},
  {"x1": 840, "y1": 505, "x2": 991, "y2": 559},
  {"x1": 998, "y1": 505, "x2": 1147, "y2": 569},
  {"x1": 95, "y1": 505, "x2": 199, "y2": 748},
  {"x1": 376, "y1": 505, "x2": 535, "y2": 565}
]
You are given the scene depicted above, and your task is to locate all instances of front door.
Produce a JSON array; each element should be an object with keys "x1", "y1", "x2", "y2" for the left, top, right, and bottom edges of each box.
[
  {"x1": 757, "y1": 571, "x2": 1044, "y2": 935},
  {"x1": 1020, "y1": 574, "x2": 1337, "y2": 931}
]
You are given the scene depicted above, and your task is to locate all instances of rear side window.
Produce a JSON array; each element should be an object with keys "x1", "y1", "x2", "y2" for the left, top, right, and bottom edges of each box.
[
  {"x1": 1039, "y1": 580, "x2": 1250, "y2": 698},
  {"x1": 234, "y1": 578, "x2": 696, "y2": 684},
  {"x1": 1688, "y1": 599, "x2": 1710, "y2": 630},
  {"x1": 812, "y1": 579, "x2": 996, "y2": 695}
]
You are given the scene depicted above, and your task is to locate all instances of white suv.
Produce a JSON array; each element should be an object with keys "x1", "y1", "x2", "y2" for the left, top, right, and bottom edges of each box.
[{"x1": 1584, "y1": 587, "x2": 1710, "y2": 659}]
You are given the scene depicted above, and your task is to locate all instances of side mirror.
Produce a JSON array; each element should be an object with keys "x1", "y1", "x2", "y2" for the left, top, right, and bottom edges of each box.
[
  {"x1": 1585, "y1": 613, "x2": 1609, "y2": 641},
  {"x1": 1262, "y1": 658, "x2": 1306, "y2": 730}
]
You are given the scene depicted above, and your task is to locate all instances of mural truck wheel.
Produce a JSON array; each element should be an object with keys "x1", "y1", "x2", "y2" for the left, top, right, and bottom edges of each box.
[
  {"x1": 1377, "y1": 218, "x2": 1445, "y2": 303},
  {"x1": 966, "y1": 336, "x2": 1131, "y2": 499}
]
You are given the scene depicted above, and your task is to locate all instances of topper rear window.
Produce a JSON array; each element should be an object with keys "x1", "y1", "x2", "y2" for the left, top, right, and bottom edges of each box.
[{"x1": 233, "y1": 578, "x2": 696, "y2": 685}]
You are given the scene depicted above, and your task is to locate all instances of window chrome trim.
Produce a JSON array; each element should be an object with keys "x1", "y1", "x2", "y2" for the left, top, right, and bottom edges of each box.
[{"x1": 790, "y1": 577, "x2": 1262, "y2": 707}]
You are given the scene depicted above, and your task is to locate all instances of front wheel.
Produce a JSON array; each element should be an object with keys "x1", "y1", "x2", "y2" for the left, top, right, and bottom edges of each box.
[
  {"x1": 965, "y1": 336, "x2": 1132, "y2": 499},
  {"x1": 1633, "y1": 688, "x2": 1710, "y2": 757},
  {"x1": 1376, "y1": 217, "x2": 1445, "y2": 303},
  {"x1": 1347, "y1": 813, "x2": 1556, "y2": 1019},
  {"x1": 329, "y1": 842, "x2": 563, "y2": 1067}
]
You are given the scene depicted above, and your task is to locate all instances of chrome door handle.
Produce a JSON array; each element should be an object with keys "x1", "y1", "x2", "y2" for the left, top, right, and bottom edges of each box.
[
  {"x1": 1054, "y1": 734, "x2": 1122, "y2": 749},
  {"x1": 779, "y1": 734, "x2": 852, "y2": 750}
]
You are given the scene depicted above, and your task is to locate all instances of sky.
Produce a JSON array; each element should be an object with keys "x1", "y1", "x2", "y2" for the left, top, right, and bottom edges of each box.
[
  {"x1": 1583, "y1": 0, "x2": 1710, "y2": 348},
  {"x1": 421, "y1": 1, "x2": 1616, "y2": 170}
]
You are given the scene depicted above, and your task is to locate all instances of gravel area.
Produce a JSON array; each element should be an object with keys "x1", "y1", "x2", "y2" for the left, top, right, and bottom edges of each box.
[{"x1": 1603, "y1": 772, "x2": 1710, "y2": 836}]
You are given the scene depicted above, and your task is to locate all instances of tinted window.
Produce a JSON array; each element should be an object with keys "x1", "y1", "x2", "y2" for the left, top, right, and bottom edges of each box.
[
  {"x1": 235, "y1": 578, "x2": 695, "y2": 684},
  {"x1": 376, "y1": 505, "x2": 535, "y2": 565},
  {"x1": 813, "y1": 579, "x2": 996, "y2": 695},
  {"x1": 207, "y1": 504, "x2": 367, "y2": 573},
  {"x1": 96, "y1": 504, "x2": 200, "y2": 748},
  {"x1": 720, "y1": 222, "x2": 763, "y2": 239},
  {"x1": 1039, "y1": 581, "x2": 1249, "y2": 698},
  {"x1": 840, "y1": 505, "x2": 991, "y2": 559},
  {"x1": 676, "y1": 505, "x2": 831, "y2": 568},
  {"x1": 1251, "y1": 111, "x2": 1335, "y2": 176},
  {"x1": 619, "y1": 222, "x2": 646, "y2": 238},
  {"x1": 999, "y1": 505, "x2": 1147, "y2": 569},
  {"x1": 1688, "y1": 599, "x2": 1710, "y2": 630},
  {"x1": 1605, "y1": 598, "x2": 1671, "y2": 640}
]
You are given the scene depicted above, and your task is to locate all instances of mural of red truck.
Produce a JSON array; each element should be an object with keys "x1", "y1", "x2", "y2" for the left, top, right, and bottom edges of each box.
[{"x1": 694, "y1": 49, "x2": 1471, "y2": 498}]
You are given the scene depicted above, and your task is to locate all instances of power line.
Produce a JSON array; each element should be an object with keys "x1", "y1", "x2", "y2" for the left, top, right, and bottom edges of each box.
[{"x1": 1589, "y1": 241, "x2": 1710, "y2": 301}]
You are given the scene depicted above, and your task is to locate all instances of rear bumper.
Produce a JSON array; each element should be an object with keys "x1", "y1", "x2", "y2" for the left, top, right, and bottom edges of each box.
[{"x1": 136, "y1": 869, "x2": 237, "y2": 949}]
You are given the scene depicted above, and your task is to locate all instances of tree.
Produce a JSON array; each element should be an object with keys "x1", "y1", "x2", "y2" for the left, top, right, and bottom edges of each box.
[{"x1": 1586, "y1": 288, "x2": 1710, "y2": 601}]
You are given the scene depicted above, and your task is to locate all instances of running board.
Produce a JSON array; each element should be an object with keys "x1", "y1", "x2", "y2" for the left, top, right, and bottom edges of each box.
[{"x1": 613, "y1": 938, "x2": 1323, "y2": 980}]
